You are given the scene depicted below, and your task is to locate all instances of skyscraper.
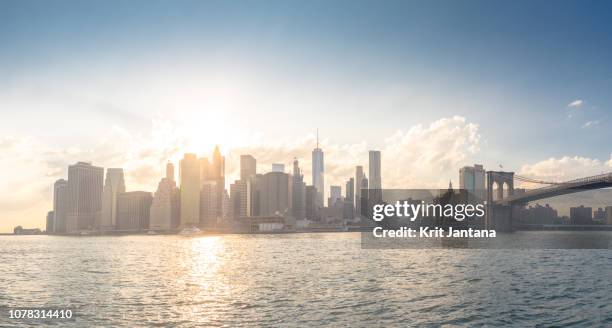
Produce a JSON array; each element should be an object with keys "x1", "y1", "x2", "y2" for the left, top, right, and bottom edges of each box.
[
  {"x1": 116, "y1": 191, "x2": 152, "y2": 231},
  {"x1": 259, "y1": 172, "x2": 291, "y2": 216},
  {"x1": 46, "y1": 211, "x2": 54, "y2": 233},
  {"x1": 272, "y1": 163, "x2": 285, "y2": 173},
  {"x1": 312, "y1": 131, "x2": 324, "y2": 208},
  {"x1": 180, "y1": 153, "x2": 200, "y2": 227},
  {"x1": 230, "y1": 180, "x2": 251, "y2": 218},
  {"x1": 292, "y1": 158, "x2": 306, "y2": 220},
  {"x1": 459, "y1": 164, "x2": 486, "y2": 201},
  {"x1": 65, "y1": 162, "x2": 104, "y2": 233},
  {"x1": 150, "y1": 164, "x2": 179, "y2": 231},
  {"x1": 52, "y1": 179, "x2": 68, "y2": 233},
  {"x1": 355, "y1": 166, "x2": 365, "y2": 218},
  {"x1": 200, "y1": 180, "x2": 219, "y2": 228},
  {"x1": 99, "y1": 168, "x2": 125, "y2": 231},
  {"x1": 240, "y1": 155, "x2": 257, "y2": 180},
  {"x1": 368, "y1": 150, "x2": 381, "y2": 189},
  {"x1": 210, "y1": 146, "x2": 225, "y2": 218}
]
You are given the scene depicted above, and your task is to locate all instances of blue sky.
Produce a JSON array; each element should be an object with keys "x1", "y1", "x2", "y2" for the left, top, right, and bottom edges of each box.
[{"x1": 1, "y1": 0, "x2": 612, "y2": 230}]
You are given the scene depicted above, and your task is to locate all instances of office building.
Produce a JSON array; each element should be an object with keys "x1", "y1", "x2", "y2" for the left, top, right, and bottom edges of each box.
[
  {"x1": 180, "y1": 153, "x2": 201, "y2": 227},
  {"x1": 46, "y1": 211, "x2": 54, "y2": 233},
  {"x1": 329, "y1": 185, "x2": 342, "y2": 207},
  {"x1": 259, "y1": 172, "x2": 291, "y2": 217},
  {"x1": 99, "y1": 168, "x2": 125, "y2": 231},
  {"x1": 368, "y1": 150, "x2": 381, "y2": 189},
  {"x1": 52, "y1": 179, "x2": 69, "y2": 233},
  {"x1": 459, "y1": 164, "x2": 486, "y2": 201},
  {"x1": 200, "y1": 180, "x2": 219, "y2": 228},
  {"x1": 272, "y1": 163, "x2": 285, "y2": 173},
  {"x1": 355, "y1": 166, "x2": 366, "y2": 218},
  {"x1": 150, "y1": 163, "x2": 179, "y2": 231},
  {"x1": 291, "y1": 158, "x2": 306, "y2": 220},
  {"x1": 312, "y1": 131, "x2": 325, "y2": 208},
  {"x1": 65, "y1": 162, "x2": 104, "y2": 233},
  {"x1": 570, "y1": 205, "x2": 592, "y2": 225},
  {"x1": 240, "y1": 155, "x2": 257, "y2": 180},
  {"x1": 116, "y1": 191, "x2": 152, "y2": 231}
]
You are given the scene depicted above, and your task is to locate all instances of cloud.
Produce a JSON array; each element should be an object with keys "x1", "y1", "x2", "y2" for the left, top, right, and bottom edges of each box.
[
  {"x1": 518, "y1": 155, "x2": 612, "y2": 186},
  {"x1": 567, "y1": 99, "x2": 583, "y2": 108},
  {"x1": 582, "y1": 120, "x2": 599, "y2": 128}
]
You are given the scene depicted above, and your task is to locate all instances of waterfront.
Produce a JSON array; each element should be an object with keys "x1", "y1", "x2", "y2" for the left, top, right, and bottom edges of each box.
[{"x1": 1, "y1": 232, "x2": 611, "y2": 327}]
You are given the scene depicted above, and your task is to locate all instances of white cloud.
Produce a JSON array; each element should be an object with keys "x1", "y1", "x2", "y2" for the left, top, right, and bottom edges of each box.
[
  {"x1": 567, "y1": 99, "x2": 583, "y2": 108},
  {"x1": 582, "y1": 120, "x2": 599, "y2": 128},
  {"x1": 519, "y1": 155, "x2": 612, "y2": 186}
]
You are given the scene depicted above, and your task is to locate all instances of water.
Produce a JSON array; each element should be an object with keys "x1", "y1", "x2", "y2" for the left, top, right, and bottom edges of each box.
[{"x1": 1, "y1": 232, "x2": 611, "y2": 327}]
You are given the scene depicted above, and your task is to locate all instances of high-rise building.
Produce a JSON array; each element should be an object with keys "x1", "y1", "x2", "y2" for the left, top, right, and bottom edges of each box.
[
  {"x1": 305, "y1": 185, "x2": 317, "y2": 221},
  {"x1": 180, "y1": 153, "x2": 201, "y2": 227},
  {"x1": 230, "y1": 180, "x2": 251, "y2": 218},
  {"x1": 606, "y1": 206, "x2": 612, "y2": 225},
  {"x1": 52, "y1": 179, "x2": 69, "y2": 233},
  {"x1": 292, "y1": 158, "x2": 306, "y2": 220},
  {"x1": 150, "y1": 165, "x2": 179, "y2": 231},
  {"x1": 240, "y1": 155, "x2": 257, "y2": 181},
  {"x1": 368, "y1": 150, "x2": 381, "y2": 189},
  {"x1": 200, "y1": 180, "x2": 219, "y2": 228},
  {"x1": 99, "y1": 168, "x2": 125, "y2": 231},
  {"x1": 259, "y1": 172, "x2": 291, "y2": 216},
  {"x1": 116, "y1": 191, "x2": 152, "y2": 231},
  {"x1": 210, "y1": 146, "x2": 225, "y2": 218},
  {"x1": 459, "y1": 164, "x2": 486, "y2": 201},
  {"x1": 66, "y1": 162, "x2": 104, "y2": 233},
  {"x1": 355, "y1": 166, "x2": 365, "y2": 218},
  {"x1": 345, "y1": 178, "x2": 354, "y2": 206},
  {"x1": 570, "y1": 205, "x2": 592, "y2": 225},
  {"x1": 46, "y1": 211, "x2": 54, "y2": 233},
  {"x1": 312, "y1": 131, "x2": 324, "y2": 208},
  {"x1": 272, "y1": 163, "x2": 285, "y2": 173},
  {"x1": 166, "y1": 161, "x2": 175, "y2": 182},
  {"x1": 329, "y1": 185, "x2": 342, "y2": 207}
]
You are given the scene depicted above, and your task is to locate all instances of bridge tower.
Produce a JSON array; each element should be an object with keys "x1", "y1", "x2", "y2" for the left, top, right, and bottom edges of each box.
[{"x1": 486, "y1": 171, "x2": 514, "y2": 232}]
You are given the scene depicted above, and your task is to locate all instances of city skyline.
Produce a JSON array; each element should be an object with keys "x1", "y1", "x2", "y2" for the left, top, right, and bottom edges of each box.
[{"x1": 2, "y1": 0, "x2": 612, "y2": 232}]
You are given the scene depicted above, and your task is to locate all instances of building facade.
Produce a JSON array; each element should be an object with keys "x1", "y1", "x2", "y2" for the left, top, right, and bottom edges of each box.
[
  {"x1": 99, "y1": 168, "x2": 126, "y2": 231},
  {"x1": 65, "y1": 162, "x2": 104, "y2": 233},
  {"x1": 117, "y1": 191, "x2": 153, "y2": 231}
]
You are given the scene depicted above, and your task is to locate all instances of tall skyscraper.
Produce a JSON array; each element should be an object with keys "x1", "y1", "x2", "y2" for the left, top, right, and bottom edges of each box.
[
  {"x1": 312, "y1": 131, "x2": 324, "y2": 208},
  {"x1": 52, "y1": 179, "x2": 68, "y2": 233},
  {"x1": 355, "y1": 166, "x2": 365, "y2": 218},
  {"x1": 66, "y1": 162, "x2": 104, "y2": 233},
  {"x1": 99, "y1": 168, "x2": 125, "y2": 231},
  {"x1": 292, "y1": 158, "x2": 306, "y2": 220},
  {"x1": 345, "y1": 177, "x2": 354, "y2": 207},
  {"x1": 116, "y1": 191, "x2": 152, "y2": 231},
  {"x1": 210, "y1": 146, "x2": 225, "y2": 218},
  {"x1": 166, "y1": 161, "x2": 175, "y2": 182},
  {"x1": 240, "y1": 155, "x2": 257, "y2": 180},
  {"x1": 230, "y1": 179, "x2": 251, "y2": 218},
  {"x1": 180, "y1": 153, "x2": 201, "y2": 227},
  {"x1": 368, "y1": 151, "x2": 381, "y2": 189},
  {"x1": 459, "y1": 164, "x2": 486, "y2": 201},
  {"x1": 150, "y1": 165, "x2": 179, "y2": 231}
]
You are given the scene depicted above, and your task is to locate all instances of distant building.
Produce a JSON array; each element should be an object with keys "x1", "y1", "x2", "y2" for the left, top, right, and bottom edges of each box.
[
  {"x1": 99, "y1": 168, "x2": 125, "y2": 231},
  {"x1": 150, "y1": 163, "x2": 179, "y2": 231},
  {"x1": 570, "y1": 205, "x2": 593, "y2": 225},
  {"x1": 459, "y1": 164, "x2": 486, "y2": 201},
  {"x1": 116, "y1": 191, "x2": 152, "y2": 231},
  {"x1": 606, "y1": 206, "x2": 612, "y2": 225},
  {"x1": 52, "y1": 179, "x2": 69, "y2": 233},
  {"x1": 312, "y1": 132, "x2": 325, "y2": 209},
  {"x1": 180, "y1": 153, "x2": 201, "y2": 227},
  {"x1": 329, "y1": 185, "x2": 342, "y2": 207},
  {"x1": 240, "y1": 155, "x2": 257, "y2": 180},
  {"x1": 344, "y1": 178, "x2": 355, "y2": 221},
  {"x1": 291, "y1": 158, "x2": 306, "y2": 220},
  {"x1": 66, "y1": 162, "x2": 104, "y2": 233},
  {"x1": 305, "y1": 185, "x2": 317, "y2": 221},
  {"x1": 200, "y1": 180, "x2": 219, "y2": 228},
  {"x1": 368, "y1": 150, "x2": 381, "y2": 189},
  {"x1": 14, "y1": 226, "x2": 41, "y2": 235},
  {"x1": 355, "y1": 166, "x2": 365, "y2": 218},
  {"x1": 230, "y1": 180, "x2": 251, "y2": 218},
  {"x1": 46, "y1": 211, "x2": 54, "y2": 233},
  {"x1": 258, "y1": 172, "x2": 291, "y2": 217},
  {"x1": 210, "y1": 146, "x2": 225, "y2": 218},
  {"x1": 272, "y1": 163, "x2": 285, "y2": 173},
  {"x1": 593, "y1": 207, "x2": 606, "y2": 223}
]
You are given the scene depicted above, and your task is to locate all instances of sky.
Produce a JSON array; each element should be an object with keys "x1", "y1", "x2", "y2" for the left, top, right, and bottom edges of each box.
[{"x1": 1, "y1": 0, "x2": 612, "y2": 231}]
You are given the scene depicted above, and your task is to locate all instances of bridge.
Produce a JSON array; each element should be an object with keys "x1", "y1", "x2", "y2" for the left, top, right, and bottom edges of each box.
[{"x1": 486, "y1": 171, "x2": 612, "y2": 231}]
